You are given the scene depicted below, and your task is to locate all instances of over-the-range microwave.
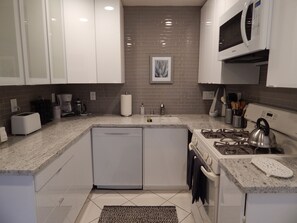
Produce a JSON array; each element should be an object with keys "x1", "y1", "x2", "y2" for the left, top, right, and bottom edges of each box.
[{"x1": 218, "y1": 0, "x2": 273, "y2": 63}]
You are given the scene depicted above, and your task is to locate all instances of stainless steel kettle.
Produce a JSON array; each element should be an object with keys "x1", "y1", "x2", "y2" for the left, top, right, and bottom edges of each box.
[{"x1": 248, "y1": 118, "x2": 277, "y2": 148}]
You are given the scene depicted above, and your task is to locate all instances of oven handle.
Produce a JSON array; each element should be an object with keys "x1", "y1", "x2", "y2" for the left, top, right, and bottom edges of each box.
[
  {"x1": 241, "y1": 0, "x2": 252, "y2": 47},
  {"x1": 201, "y1": 166, "x2": 219, "y2": 187}
]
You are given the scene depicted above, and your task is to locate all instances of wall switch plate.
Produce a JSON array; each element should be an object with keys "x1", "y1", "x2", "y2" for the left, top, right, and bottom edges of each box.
[
  {"x1": 51, "y1": 93, "x2": 56, "y2": 103},
  {"x1": 90, "y1": 92, "x2": 96, "y2": 101},
  {"x1": 202, "y1": 91, "x2": 215, "y2": 100},
  {"x1": 10, "y1": 99, "x2": 18, "y2": 112}
]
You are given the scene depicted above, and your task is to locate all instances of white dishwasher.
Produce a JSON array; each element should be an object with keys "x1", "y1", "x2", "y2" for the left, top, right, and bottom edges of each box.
[{"x1": 92, "y1": 127, "x2": 143, "y2": 189}]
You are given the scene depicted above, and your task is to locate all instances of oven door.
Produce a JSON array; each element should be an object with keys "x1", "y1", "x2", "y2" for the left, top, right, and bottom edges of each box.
[{"x1": 192, "y1": 148, "x2": 220, "y2": 223}]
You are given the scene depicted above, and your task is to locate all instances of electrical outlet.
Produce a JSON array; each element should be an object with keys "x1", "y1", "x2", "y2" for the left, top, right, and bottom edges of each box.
[
  {"x1": 90, "y1": 92, "x2": 96, "y2": 101},
  {"x1": 202, "y1": 91, "x2": 215, "y2": 100},
  {"x1": 10, "y1": 99, "x2": 18, "y2": 112},
  {"x1": 51, "y1": 93, "x2": 56, "y2": 103}
]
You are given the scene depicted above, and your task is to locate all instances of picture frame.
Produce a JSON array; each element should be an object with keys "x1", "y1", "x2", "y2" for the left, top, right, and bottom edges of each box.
[{"x1": 150, "y1": 56, "x2": 173, "y2": 84}]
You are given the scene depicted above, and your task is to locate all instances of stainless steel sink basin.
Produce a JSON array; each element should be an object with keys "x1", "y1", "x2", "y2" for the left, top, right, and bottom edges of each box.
[{"x1": 145, "y1": 116, "x2": 180, "y2": 123}]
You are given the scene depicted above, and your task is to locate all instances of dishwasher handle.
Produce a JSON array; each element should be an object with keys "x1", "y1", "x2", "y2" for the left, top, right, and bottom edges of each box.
[{"x1": 104, "y1": 133, "x2": 131, "y2": 136}]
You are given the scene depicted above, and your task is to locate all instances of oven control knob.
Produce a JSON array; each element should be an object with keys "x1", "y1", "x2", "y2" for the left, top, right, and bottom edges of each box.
[
  {"x1": 206, "y1": 157, "x2": 212, "y2": 166},
  {"x1": 192, "y1": 136, "x2": 198, "y2": 146},
  {"x1": 202, "y1": 152, "x2": 209, "y2": 160}
]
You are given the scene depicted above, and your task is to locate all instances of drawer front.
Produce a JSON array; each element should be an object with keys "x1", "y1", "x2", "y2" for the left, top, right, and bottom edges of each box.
[{"x1": 36, "y1": 155, "x2": 74, "y2": 223}]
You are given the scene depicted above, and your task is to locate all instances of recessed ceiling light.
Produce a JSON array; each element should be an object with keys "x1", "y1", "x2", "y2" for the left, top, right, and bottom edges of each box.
[{"x1": 104, "y1": 6, "x2": 114, "y2": 11}]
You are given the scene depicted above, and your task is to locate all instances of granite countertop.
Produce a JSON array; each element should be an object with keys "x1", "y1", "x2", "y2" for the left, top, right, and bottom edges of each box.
[
  {"x1": 219, "y1": 157, "x2": 297, "y2": 193},
  {"x1": 0, "y1": 114, "x2": 229, "y2": 176}
]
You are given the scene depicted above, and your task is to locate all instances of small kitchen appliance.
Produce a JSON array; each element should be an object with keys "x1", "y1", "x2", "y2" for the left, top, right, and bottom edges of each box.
[
  {"x1": 31, "y1": 99, "x2": 53, "y2": 124},
  {"x1": 57, "y1": 94, "x2": 74, "y2": 117},
  {"x1": 74, "y1": 98, "x2": 87, "y2": 115},
  {"x1": 219, "y1": 0, "x2": 273, "y2": 62},
  {"x1": 189, "y1": 103, "x2": 297, "y2": 223},
  {"x1": 11, "y1": 112, "x2": 41, "y2": 135}
]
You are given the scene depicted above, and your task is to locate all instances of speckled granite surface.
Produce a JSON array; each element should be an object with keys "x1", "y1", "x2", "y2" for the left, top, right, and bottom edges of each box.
[
  {"x1": 220, "y1": 158, "x2": 297, "y2": 193},
  {"x1": 0, "y1": 114, "x2": 229, "y2": 176}
]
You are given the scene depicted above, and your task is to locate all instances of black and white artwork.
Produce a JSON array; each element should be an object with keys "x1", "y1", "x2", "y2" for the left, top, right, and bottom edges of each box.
[{"x1": 150, "y1": 56, "x2": 172, "y2": 84}]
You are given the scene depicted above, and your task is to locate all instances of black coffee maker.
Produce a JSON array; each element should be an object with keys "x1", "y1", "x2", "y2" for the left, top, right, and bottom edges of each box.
[{"x1": 31, "y1": 99, "x2": 53, "y2": 124}]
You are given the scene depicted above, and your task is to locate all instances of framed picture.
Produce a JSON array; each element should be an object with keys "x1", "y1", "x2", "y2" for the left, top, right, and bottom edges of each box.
[{"x1": 150, "y1": 56, "x2": 173, "y2": 84}]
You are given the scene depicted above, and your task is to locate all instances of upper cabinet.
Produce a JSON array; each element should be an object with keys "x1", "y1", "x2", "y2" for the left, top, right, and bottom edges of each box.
[
  {"x1": 267, "y1": 0, "x2": 297, "y2": 88},
  {"x1": 0, "y1": 0, "x2": 25, "y2": 85},
  {"x1": 63, "y1": 0, "x2": 97, "y2": 83},
  {"x1": 198, "y1": 0, "x2": 259, "y2": 84},
  {"x1": 95, "y1": 0, "x2": 125, "y2": 84},
  {"x1": 19, "y1": 0, "x2": 51, "y2": 85},
  {"x1": 46, "y1": 0, "x2": 67, "y2": 84}
]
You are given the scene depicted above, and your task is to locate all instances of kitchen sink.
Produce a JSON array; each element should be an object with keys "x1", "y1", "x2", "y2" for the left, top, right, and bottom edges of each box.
[{"x1": 145, "y1": 116, "x2": 180, "y2": 123}]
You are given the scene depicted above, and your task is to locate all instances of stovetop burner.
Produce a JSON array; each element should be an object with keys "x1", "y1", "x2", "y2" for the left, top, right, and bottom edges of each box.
[
  {"x1": 213, "y1": 140, "x2": 284, "y2": 155},
  {"x1": 201, "y1": 129, "x2": 250, "y2": 139}
]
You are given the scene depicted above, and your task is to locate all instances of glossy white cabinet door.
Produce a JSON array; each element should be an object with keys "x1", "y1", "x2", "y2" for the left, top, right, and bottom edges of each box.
[
  {"x1": 95, "y1": 0, "x2": 125, "y2": 83},
  {"x1": 143, "y1": 128, "x2": 188, "y2": 190},
  {"x1": 267, "y1": 0, "x2": 297, "y2": 88},
  {"x1": 19, "y1": 0, "x2": 51, "y2": 85},
  {"x1": 0, "y1": 0, "x2": 25, "y2": 85},
  {"x1": 63, "y1": 0, "x2": 97, "y2": 83},
  {"x1": 46, "y1": 0, "x2": 67, "y2": 84}
]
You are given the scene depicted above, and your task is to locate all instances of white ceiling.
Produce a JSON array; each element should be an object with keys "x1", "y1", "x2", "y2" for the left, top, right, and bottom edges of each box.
[{"x1": 122, "y1": 0, "x2": 206, "y2": 6}]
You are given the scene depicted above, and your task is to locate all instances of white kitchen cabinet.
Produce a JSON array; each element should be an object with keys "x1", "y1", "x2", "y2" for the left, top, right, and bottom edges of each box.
[
  {"x1": 143, "y1": 128, "x2": 188, "y2": 190},
  {"x1": 95, "y1": 0, "x2": 125, "y2": 83},
  {"x1": 267, "y1": 0, "x2": 297, "y2": 88},
  {"x1": 218, "y1": 170, "x2": 297, "y2": 223},
  {"x1": 198, "y1": 0, "x2": 259, "y2": 84},
  {"x1": 63, "y1": 0, "x2": 97, "y2": 83},
  {"x1": 0, "y1": 132, "x2": 93, "y2": 223},
  {"x1": 19, "y1": 0, "x2": 51, "y2": 85},
  {"x1": 46, "y1": 0, "x2": 67, "y2": 84},
  {"x1": 0, "y1": 0, "x2": 25, "y2": 85}
]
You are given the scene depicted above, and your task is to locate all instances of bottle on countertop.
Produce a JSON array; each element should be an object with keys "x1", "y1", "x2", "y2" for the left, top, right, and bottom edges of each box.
[
  {"x1": 140, "y1": 103, "x2": 145, "y2": 115},
  {"x1": 160, "y1": 103, "x2": 165, "y2": 115}
]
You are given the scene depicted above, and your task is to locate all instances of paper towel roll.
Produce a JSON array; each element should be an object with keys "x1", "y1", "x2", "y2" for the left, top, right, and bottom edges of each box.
[{"x1": 121, "y1": 94, "x2": 132, "y2": 116}]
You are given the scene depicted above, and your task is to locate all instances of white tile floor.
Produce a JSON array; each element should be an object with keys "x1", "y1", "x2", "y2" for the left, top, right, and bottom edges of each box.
[{"x1": 75, "y1": 189, "x2": 195, "y2": 223}]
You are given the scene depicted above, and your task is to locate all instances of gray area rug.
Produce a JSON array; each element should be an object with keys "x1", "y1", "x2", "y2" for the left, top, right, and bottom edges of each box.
[{"x1": 98, "y1": 206, "x2": 178, "y2": 223}]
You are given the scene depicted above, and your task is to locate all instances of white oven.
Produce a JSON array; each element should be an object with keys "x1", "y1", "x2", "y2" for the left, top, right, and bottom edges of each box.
[
  {"x1": 189, "y1": 142, "x2": 219, "y2": 223},
  {"x1": 190, "y1": 103, "x2": 297, "y2": 223}
]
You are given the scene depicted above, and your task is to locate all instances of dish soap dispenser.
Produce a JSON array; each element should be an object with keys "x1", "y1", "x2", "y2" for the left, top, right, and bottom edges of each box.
[{"x1": 140, "y1": 103, "x2": 145, "y2": 115}]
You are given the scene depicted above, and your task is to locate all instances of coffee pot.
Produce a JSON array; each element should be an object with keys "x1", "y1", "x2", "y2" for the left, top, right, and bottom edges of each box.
[{"x1": 74, "y1": 98, "x2": 87, "y2": 115}]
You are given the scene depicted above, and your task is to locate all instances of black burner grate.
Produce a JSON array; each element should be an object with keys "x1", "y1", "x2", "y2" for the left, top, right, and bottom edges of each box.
[
  {"x1": 213, "y1": 140, "x2": 284, "y2": 155},
  {"x1": 201, "y1": 129, "x2": 250, "y2": 139}
]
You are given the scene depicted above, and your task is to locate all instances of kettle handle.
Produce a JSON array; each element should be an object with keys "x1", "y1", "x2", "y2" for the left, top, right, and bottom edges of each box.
[{"x1": 256, "y1": 118, "x2": 270, "y2": 136}]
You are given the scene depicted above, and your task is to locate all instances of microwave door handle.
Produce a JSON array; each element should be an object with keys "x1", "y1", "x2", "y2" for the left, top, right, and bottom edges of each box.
[
  {"x1": 241, "y1": 0, "x2": 252, "y2": 47},
  {"x1": 201, "y1": 166, "x2": 219, "y2": 187}
]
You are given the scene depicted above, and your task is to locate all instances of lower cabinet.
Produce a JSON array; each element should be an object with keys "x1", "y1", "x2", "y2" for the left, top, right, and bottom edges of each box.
[
  {"x1": 143, "y1": 128, "x2": 188, "y2": 190},
  {"x1": 0, "y1": 131, "x2": 93, "y2": 223},
  {"x1": 218, "y1": 170, "x2": 297, "y2": 223}
]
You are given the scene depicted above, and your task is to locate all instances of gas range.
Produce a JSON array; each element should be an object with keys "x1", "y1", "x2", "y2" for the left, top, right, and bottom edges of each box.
[
  {"x1": 191, "y1": 128, "x2": 287, "y2": 175},
  {"x1": 190, "y1": 104, "x2": 297, "y2": 175}
]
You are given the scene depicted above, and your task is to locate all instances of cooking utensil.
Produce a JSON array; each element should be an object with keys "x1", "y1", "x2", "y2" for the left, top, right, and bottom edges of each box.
[
  {"x1": 248, "y1": 118, "x2": 277, "y2": 148},
  {"x1": 209, "y1": 88, "x2": 219, "y2": 117}
]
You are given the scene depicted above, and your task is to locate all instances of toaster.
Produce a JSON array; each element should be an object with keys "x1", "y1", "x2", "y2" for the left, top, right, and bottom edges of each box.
[{"x1": 11, "y1": 112, "x2": 41, "y2": 135}]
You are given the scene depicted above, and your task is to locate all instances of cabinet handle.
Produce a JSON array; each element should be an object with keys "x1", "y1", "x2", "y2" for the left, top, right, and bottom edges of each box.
[
  {"x1": 59, "y1": 197, "x2": 64, "y2": 205},
  {"x1": 104, "y1": 133, "x2": 131, "y2": 136}
]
